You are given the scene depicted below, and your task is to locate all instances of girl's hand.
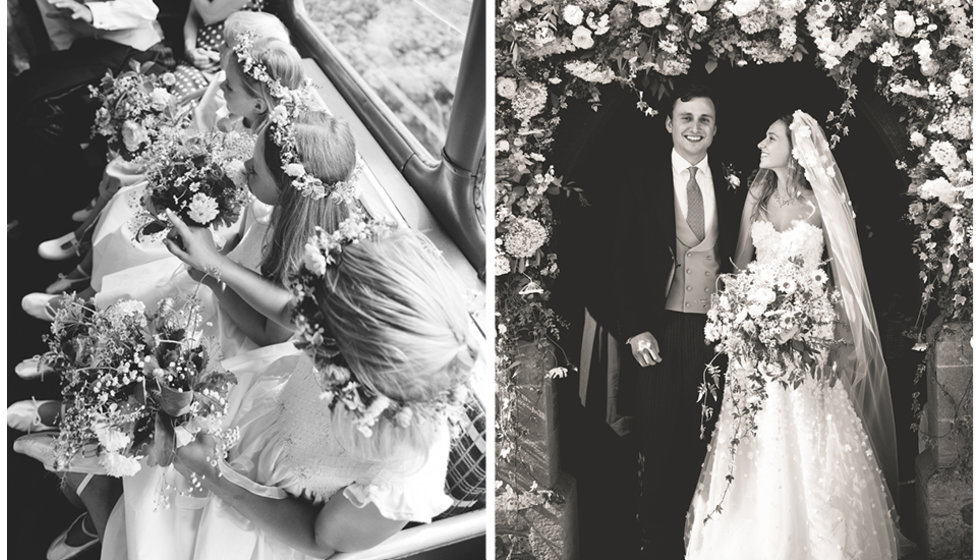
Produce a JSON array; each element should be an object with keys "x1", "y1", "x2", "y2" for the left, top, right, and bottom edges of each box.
[
  {"x1": 188, "y1": 47, "x2": 220, "y2": 70},
  {"x1": 164, "y1": 210, "x2": 223, "y2": 274},
  {"x1": 174, "y1": 432, "x2": 220, "y2": 480}
]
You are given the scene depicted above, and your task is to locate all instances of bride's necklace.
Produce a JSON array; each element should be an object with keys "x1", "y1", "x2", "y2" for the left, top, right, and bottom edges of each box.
[{"x1": 773, "y1": 188, "x2": 799, "y2": 208}]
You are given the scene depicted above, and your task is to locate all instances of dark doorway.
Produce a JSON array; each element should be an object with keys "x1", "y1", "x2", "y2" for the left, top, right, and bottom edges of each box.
[{"x1": 550, "y1": 62, "x2": 922, "y2": 547}]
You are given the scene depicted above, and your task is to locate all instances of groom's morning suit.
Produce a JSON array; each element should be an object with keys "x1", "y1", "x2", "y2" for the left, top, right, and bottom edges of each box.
[{"x1": 614, "y1": 148, "x2": 745, "y2": 558}]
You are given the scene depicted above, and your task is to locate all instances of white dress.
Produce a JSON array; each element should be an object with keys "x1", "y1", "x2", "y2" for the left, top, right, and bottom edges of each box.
[
  {"x1": 101, "y1": 349, "x2": 453, "y2": 560},
  {"x1": 94, "y1": 197, "x2": 273, "y2": 360},
  {"x1": 685, "y1": 221, "x2": 897, "y2": 560}
]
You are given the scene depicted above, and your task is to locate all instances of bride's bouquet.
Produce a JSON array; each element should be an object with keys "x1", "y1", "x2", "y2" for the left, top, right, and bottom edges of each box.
[
  {"x1": 137, "y1": 131, "x2": 253, "y2": 241},
  {"x1": 700, "y1": 257, "x2": 841, "y2": 431},
  {"x1": 705, "y1": 257, "x2": 841, "y2": 385},
  {"x1": 89, "y1": 62, "x2": 184, "y2": 161},
  {"x1": 47, "y1": 295, "x2": 237, "y2": 477},
  {"x1": 697, "y1": 257, "x2": 842, "y2": 518}
]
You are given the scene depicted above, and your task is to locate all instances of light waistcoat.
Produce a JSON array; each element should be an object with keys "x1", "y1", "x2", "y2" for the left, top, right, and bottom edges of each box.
[{"x1": 665, "y1": 187, "x2": 720, "y2": 314}]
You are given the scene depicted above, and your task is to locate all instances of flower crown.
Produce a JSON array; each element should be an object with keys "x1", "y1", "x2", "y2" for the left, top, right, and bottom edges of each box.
[
  {"x1": 233, "y1": 34, "x2": 361, "y2": 203},
  {"x1": 289, "y1": 217, "x2": 469, "y2": 437}
]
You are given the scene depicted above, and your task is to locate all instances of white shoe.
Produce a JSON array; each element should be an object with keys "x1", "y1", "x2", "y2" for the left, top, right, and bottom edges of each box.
[
  {"x1": 45, "y1": 266, "x2": 91, "y2": 294},
  {"x1": 22, "y1": 293, "x2": 60, "y2": 321},
  {"x1": 46, "y1": 513, "x2": 99, "y2": 560},
  {"x1": 38, "y1": 232, "x2": 80, "y2": 261},
  {"x1": 7, "y1": 398, "x2": 59, "y2": 432},
  {"x1": 71, "y1": 199, "x2": 97, "y2": 223},
  {"x1": 13, "y1": 433, "x2": 106, "y2": 474},
  {"x1": 15, "y1": 356, "x2": 55, "y2": 380}
]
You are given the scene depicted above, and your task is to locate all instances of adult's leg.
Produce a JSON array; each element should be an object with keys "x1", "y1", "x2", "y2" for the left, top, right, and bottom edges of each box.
[
  {"x1": 635, "y1": 312, "x2": 713, "y2": 560},
  {"x1": 576, "y1": 309, "x2": 640, "y2": 559}
]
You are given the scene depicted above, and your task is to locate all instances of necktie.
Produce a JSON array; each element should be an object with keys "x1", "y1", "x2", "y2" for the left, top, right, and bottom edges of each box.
[{"x1": 687, "y1": 166, "x2": 704, "y2": 241}]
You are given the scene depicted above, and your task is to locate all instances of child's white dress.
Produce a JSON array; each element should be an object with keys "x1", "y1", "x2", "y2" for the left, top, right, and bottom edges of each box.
[
  {"x1": 94, "y1": 197, "x2": 272, "y2": 360},
  {"x1": 100, "y1": 349, "x2": 453, "y2": 560}
]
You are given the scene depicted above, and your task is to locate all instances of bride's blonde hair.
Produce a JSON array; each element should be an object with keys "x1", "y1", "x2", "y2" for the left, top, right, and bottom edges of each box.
[
  {"x1": 316, "y1": 229, "x2": 480, "y2": 464},
  {"x1": 752, "y1": 113, "x2": 812, "y2": 220}
]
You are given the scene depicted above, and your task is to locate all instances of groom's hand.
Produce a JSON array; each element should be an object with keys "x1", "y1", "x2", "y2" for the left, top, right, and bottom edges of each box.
[{"x1": 628, "y1": 332, "x2": 662, "y2": 367}]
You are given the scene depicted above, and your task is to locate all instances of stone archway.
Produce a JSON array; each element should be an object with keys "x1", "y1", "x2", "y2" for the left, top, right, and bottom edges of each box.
[{"x1": 547, "y1": 61, "x2": 925, "y2": 549}]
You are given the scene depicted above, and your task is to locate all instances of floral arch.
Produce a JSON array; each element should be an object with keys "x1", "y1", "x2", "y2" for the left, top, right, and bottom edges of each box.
[{"x1": 495, "y1": 0, "x2": 972, "y2": 547}]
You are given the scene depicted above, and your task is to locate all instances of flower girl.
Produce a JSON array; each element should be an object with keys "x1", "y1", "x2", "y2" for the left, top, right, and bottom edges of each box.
[
  {"x1": 101, "y1": 223, "x2": 480, "y2": 559},
  {"x1": 10, "y1": 103, "x2": 361, "y2": 559},
  {"x1": 23, "y1": 17, "x2": 295, "y2": 312}
]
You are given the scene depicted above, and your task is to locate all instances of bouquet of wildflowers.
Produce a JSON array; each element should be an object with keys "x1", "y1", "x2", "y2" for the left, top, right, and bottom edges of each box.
[
  {"x1": 47, "y1": 295, "x2": 237, "y2": 477},
  {"x1": 696, "y1": 257, "x2": 841, "y2": 518},
  {"x1": 138, "y1": 131, "x2": 252, "y2": 241},
  {"x1": 89, "y1": 61, "x2": 183, "y2": 161},
  {"x1": 700, "y1": 257, "x2": 841, "y2": 430}
]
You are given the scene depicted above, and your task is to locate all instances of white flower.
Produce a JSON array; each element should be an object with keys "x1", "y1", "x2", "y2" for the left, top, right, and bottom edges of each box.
[
  {"x1": 728, "y1": 0, "x2": 761, "y2": 17},
  {"x1": 777, "y1": 277, "x2": 797, "y2": 294},
  {"x1": 303, "y1": 242, "x2": 328, "y2": 276},
  {"x1": 121, "y1": 120, "x2": 149, "y2": 153},
  {"x1": 893, "y1": 10, "x2": 915, "y2": 37},
  {"x1": 638, "y1": 8, "x2": 665, "y2": 28},
  {"x1": 94, "y1": 426, "x2": 131, "y2": 453},
  {"x1": 511, "y1": 81, "x2": 548, "y2": 122},
  {"x1": 562, "y1": 5, "x2": 584, "y2": 26},
  {"x1": 160, "y1": 73, "x2": 176, "y2": 86},
  {"x1": 496, "y1": 77, "x2": 518, "y2": 99},
  {"x1": 100, "y1": 451, "x2": 143, "y2": 477},
  {"x1": 504, "y1": 217, "x2": 548, "y2": 258},
  {"x1": 909, "y1": 131, "x2": 927, "y2": 147},
  {"x1": 284, "y1": 162, "x2": 306, "y2": 178},
  {"x1": 394, "y1": 406, "x2": 414, "y2": 427},
  {"x1": 565, "y1": 60, "x2": 615, "y2": 84},
  {"x1": 812, "y1": 270, "x2": 828, "y2": 284},
  {"x1": 950, "y1": 71, "x2": 970, "y2": 97},
  {"x1": 223, "y1": 159, "x2": 248, "y2": 189},
  {"x1": 749, "y1": 286, "x2": 776, "y2": 306},
  {"x1": 748, "y1": 302, "x2": 767, "y2": 318},
  {"x1": 362, "y1": 394, "x2": 391, "y2": 425},
  {"x1": 270, "y1": 105, "x2": 289, "y2": 123},
  {"x1": 149, "y1": 88, "x2": 173, "y2": 111},
  {"x1": 495, "y1": 252, "x2": 512, "y2": 276},
  {"x1": 692, "y1": 13, "x2": 709, "y2": 33},
  {"x1": 694, "y1": 0, "x2": 716, "y2": 10},
  {"x1": 571, "y1": 26, "x2": 594, "y2": 49},
  {"x1": 918, "y1": 178, "x2": 957, "y2": 206},
  {"x1": 187, "y1": 193, "x2": 220, "y2": 225},
  {"x1": 929, "y1": 141, "x2": 961, "y2": 170},
  {"x1": 912, "y1": 39, "x2": 932, "y2": 61}
]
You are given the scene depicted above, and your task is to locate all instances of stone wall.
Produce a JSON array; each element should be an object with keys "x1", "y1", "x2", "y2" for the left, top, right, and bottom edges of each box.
[
  {"x1": 497, "y1": 343, "x2": 577, "y2": 560},
  {"x1": 915, "y1": 320, "x2": 973, "y2": 559}
]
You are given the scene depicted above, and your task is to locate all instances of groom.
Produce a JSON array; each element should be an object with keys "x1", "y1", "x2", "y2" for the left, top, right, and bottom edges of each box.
[{"x1": 613, "y1": 83, "x2": 745, "y2": 559}]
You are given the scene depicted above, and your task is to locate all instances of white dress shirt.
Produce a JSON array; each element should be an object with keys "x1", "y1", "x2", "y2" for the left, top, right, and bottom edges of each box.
[
  {"x1": 671, "y1": 148, "x2": 717, "y2": 239},
  {"x1": 36, "y1": 0, "x2": 163, "y2": 51}
]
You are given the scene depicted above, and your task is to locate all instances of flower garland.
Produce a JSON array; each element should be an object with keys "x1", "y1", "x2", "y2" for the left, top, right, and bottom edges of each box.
[
  {"x1": 289, "y1": 217, "x2": 468, "y2": 437},
  {"x1": 496, "y1": 0, "x2": 972, "y2": 552},
  {"x1": 233, "y1": 33, "x2": 362, "y2": 203}
]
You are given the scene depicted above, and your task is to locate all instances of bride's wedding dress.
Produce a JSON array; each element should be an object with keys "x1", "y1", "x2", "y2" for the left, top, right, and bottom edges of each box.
[{"x1": 685, "y1": 220, "x2": 897, "y2": 560}]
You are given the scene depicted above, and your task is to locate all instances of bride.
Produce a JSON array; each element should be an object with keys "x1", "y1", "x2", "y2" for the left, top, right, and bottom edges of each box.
[{"x1": 685, "y1": 111, "x2": 899, "y2": 559}]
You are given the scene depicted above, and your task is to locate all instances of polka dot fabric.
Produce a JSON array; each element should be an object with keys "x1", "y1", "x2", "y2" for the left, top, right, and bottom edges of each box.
[{"x1": 172, "y1": 0, "x2": 269, "y2": 100}]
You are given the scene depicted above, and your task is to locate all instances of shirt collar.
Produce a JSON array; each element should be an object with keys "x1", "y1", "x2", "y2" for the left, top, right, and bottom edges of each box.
[{"x1": 671, "y1": 149, "x2": 710, "y2": 177}]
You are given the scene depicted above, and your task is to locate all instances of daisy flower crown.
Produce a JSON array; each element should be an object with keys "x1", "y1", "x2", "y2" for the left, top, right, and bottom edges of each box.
[
  {"x1": 289, "y1": 217, "x2": 469, "y2": 437},
  {"x1": 233, "y1": 33, "x2": 361, "y2": 203}
]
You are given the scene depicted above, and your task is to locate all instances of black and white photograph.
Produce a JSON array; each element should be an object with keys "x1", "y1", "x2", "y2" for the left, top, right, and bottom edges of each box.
[
  {"x1": 495, "y1": 1, "x2": 971, "y2": 559},
  {"x1": 7, "y1": 0, "x2": 488, "y2": 558}
]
